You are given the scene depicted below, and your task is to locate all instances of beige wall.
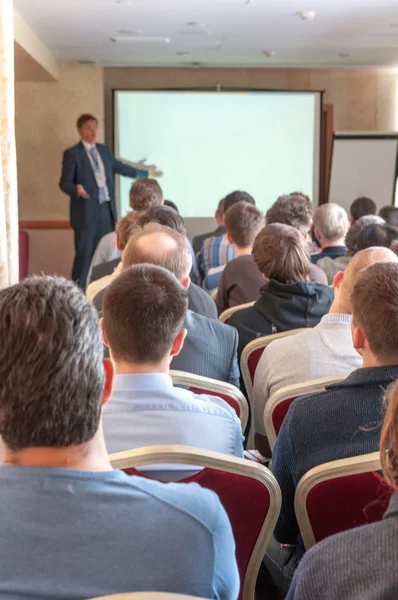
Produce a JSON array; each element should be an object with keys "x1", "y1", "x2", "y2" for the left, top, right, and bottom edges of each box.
[{"x1": 104, "y1": 67, "x2": 398, "y2": 146}]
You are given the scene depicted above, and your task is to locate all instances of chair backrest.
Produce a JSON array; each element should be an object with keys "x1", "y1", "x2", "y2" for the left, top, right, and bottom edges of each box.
[
  {"x1": 219, "y1": 301, "x2": 255, "y2": 324},
  {"x1": 19, "y1": 230, "x2": 29, "y2": 281},
  {"x1": 110, "y1": 445, "x2": 281, "y2": 600},
  {"x1": 264, "y1": 375, "x2": 346, "y2": 450},
  {"x1": 170, "y1": 370, "x2": 249, "y2": 432},
  {"x1": 295, "y1": 452, "x2": 394, "y2": 549},
  {"x1": 89, "y1": 593, "x2": 210, "y2": 600}
]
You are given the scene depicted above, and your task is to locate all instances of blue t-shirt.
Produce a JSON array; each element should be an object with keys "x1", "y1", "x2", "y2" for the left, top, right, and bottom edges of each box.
[{"x1": 0, "y1": 465, "x2": 239, "y2": 600}]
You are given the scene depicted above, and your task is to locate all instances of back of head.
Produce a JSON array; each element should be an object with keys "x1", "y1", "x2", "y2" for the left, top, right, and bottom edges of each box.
[
  {"x1": 351, "y1": 260, "x2": 398, "y2": 363},
  {"x1": 266, "y1": 192, "x2": 313, "y2": 237},
  {"x1": 223, "y1": 190, "x2": 255, "y2": 213},
  {"x1": 345, "y1": 215, "x2": 385, "y2": 256},
  {"x1": 122, "y1": 223, "x2": 192, "y2": 281},
  {"x1": 103, "y1": 264, "x2": 189, "y2": 364},
  {"x1": 379, "y1": 205, "x2": 398, "y2": 228},
  {"x1": 337, "y1": 247, "x2": 398, "y2": 313},
  {"x1": 313, "y1": 203, "x2": 349, "y2": 244},
  {"x1": 252, "y1": 223, "x2": 310, "y2": 283},
  {"x1": 129, "y1": 178, "x2": 163, "y2": 211},
  {"x1": 163, "y1": 200, "x2": 179, "y2": 213},
  {"x1": 357, "y1": 223, "x2": 398, "y2": 252},
  {"x1": 116, "y1": 212, "x2": 139, "y2": 251},
  {"x1": 136, "y1": 205, "x2": 186, "y2": 235},
  {"x1": 224, "y1": 201, "x2": 264, "y2": 248},
  {"x1": 0, "y1": 276, "x2": 104, "y2": 450},
  {"x1": 350, "y1": 196, "x2": 377, "y2": 222}
]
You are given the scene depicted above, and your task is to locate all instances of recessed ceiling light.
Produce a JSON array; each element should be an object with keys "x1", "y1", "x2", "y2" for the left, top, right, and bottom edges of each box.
[
  {"x1": 110, "y1": 36, "x2": 170, "y2": 43},
  {"x1": 298, "y1": 10, "x2": 316, "y2": 21},
  {"x1": 263, "y1": 50, "x2": 276, "y2": 57},
  {"x1": 339, "y1": 52, "x2": 352, "y2": 58},
  {"x1": 186, "y1": 22, "x2": 206, "y2": 28},
  {"x1": 178, "y1": 28, "x2": 212, "y2": 35},
  {"x1": 177, "y1": 51, "x2": 190, "y2": 56},
  {"x1": 117, "y1": 29, "x2": 143, "y2": 35}
]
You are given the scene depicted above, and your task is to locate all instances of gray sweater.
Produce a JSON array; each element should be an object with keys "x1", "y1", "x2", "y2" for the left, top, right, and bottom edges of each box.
[{"x1": 287, "y1": 492, "x2": 398, "y2": 600}]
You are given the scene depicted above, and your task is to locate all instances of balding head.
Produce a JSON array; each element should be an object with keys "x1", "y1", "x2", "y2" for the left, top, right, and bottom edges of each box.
[
  {"x1": 333, "y1": 247, "x2": 398, "y2": 314},
  {"x1": 122, "y1": 223, "x2": 192, "y2": 283}
]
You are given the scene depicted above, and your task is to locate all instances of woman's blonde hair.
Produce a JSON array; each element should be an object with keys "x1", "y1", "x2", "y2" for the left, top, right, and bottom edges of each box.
[{"x1": 380, "y1": 381, "x2": 398, "y2": 489}]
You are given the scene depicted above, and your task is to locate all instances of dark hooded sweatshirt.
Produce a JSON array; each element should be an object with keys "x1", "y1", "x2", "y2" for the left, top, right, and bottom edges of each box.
[{"x1": 229, "y1": 279, "x2": 334, "y2": 357}]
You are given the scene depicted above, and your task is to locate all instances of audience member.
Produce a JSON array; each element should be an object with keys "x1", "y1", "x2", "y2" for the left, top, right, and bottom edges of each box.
[
  {"x1": 93, "y1": 205, "x2": 217, "y2": 320},
  {"x1": 193, "y1": 198, "x2": 226, "y2": 254},
  {"x1": 215, "y1": 202, "x2": 264, "y2": 314},
  {"x1": 318, "y1": 214, "x2": 385, "y2": 283},
  {"x1": 86, "y1": 213, "x2": 137, "y2": 302},
  {"x1": 265, "y1": 192, "x2": 327, "y2": 285},
  {"x1": 349, "y1": 196, "x2": 377, "y2": 224},
  {"x1": 198, "y1": 190, "x2": 255, "y2": 278},
  {"x1": 379, "y1": 205, "x2": 398, "y2": 228},
  {"x1": 311, "y1": 203, "x2": 349, "y2": 264},
  {"x1": 87, "y1": 178, "x2": 163, "y2": 284},
  {"x1": 164, "y1": 199, "x2": 179, "y2": 212},
  {"x1": 286, "y1": 380, "x2": 398, "y2": 600},
  {"x1": 122, "y1": 224, "x2": 240, "y2": 386},
  {"x1": 0, "y1": 275, "x2": 239, "y2": 599},
  {"x1": 101, "y1": 264, "x2": 244, "y2": 478},
  {"x1": 265, "y1": 258, "x2": 398, "y2": 595},
  {"x1": 253, "y1": 247, "x2": 390, "y2": 450},
  {"x1": 229, "y1": 224, "x2": 333, "y2": 356},
  {"x1": 357, "y1": 223, "x2": 398, "y2": 252}
]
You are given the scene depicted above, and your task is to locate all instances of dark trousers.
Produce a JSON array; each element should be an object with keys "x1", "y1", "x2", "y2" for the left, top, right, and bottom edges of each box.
[
  {"x1": 71, "y1": 203, "x2": 112, "y2": 290},
  {"x1": 261, "y1": 536, "x2": 299, "y2": 597}
]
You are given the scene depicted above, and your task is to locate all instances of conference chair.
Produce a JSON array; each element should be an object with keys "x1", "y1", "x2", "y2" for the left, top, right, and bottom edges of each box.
[
  {"x1": 295, "y1": 452, "x2": 394, "y2": 550},
  {"x1": 218, "y1": 301, "x2": 255, "y2": 324},
  {"x1": 110, "y1": 445, "x2": 282, "y2": 600},
  {"x1": 90, "y1": 594, "x2": 210, "y2": 600},
  {"x1": 264, "y1": 375, "x2": 345, "y2": 450},
  {"x1": 170, "y1": 370, "x2": 249, "y2": 432}
]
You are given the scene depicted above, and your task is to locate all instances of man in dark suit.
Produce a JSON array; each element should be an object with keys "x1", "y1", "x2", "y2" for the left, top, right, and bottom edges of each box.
[
  {"x1": 59, "y1": 113, "x2": 161, "y2": 289},
  {"x1": 192, "y1": 198, "x2": 226, "y2": 255}
]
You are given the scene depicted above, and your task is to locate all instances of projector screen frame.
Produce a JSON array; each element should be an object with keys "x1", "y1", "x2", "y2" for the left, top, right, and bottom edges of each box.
[
  {"x1": 112, "y1": 87, "x2": 324, "y2": 219},
  {"x1": 327, "y1": 132, "x2": 398, "y2": 208}
]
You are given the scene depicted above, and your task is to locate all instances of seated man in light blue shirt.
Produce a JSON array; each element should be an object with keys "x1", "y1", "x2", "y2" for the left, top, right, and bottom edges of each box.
[
  {"x1": 0, "y1": 275, "x2": 239, "y2": 600},
  {"x1": 101, "y1": 263, "x2": 244, "y2": 480}
]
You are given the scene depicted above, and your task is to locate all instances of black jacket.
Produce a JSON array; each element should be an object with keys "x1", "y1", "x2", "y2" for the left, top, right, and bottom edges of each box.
[{"x1": 229, "y1": 279, "x2": 333, "y2": 356}]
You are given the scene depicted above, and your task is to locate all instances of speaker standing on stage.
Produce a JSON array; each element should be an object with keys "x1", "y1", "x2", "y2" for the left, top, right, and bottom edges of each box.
[{"x1": 59, "y1": 113, "x2": 161, "y2": 289}]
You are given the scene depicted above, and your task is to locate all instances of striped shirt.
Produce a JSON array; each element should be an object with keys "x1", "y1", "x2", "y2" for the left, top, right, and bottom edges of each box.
[{"x1": 199, "y1": 234, "x2": 236, "y2": 278}]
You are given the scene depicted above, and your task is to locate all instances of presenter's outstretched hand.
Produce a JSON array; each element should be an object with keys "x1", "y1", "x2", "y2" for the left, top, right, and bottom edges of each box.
[
  {"x1": 138, "y1": 159, "x2": 163, "y2": 178},
  {"x1": 76, "y1": 184, "x2": 90, "y2": 199}
]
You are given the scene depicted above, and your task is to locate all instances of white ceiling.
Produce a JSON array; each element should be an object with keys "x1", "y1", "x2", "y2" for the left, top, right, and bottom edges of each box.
[{"x1": 13, "y1": 0, "x2": 398, "y2": 68}]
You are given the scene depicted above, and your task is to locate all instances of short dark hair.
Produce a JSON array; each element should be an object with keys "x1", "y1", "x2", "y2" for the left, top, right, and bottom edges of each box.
[
  {"x1": 345, "y1": 215, "x2": 385, "y2": 256},
  {"x1": 223, "y1": 190, "x2": 255, "y2": 213},
  {"x1": 350, "y1": 197, "x2": 377, "y2": 221},
  {"x1": 0, "y1": 276, "x2": 104, "y2": 450},
  {"x1": 122, "y1": 223, "x2": 192, "y2": 281},
  {"x1": 224, "y1": 202, "x2": 264, "y2": 247},
  {"x1": 76, "y1": 113, "x2": 98, "y2": 128},
  {"x1": 116, "y1": 212, "x2": 139, "y2": 250},
  {"x1": 379, "y1": 206, "x2": 398, "y2": 228},
  {"x1": 351, "y1": 262, "x2": 398, "y2": 362},
  {"x1": 266, "y1": 192, "x2": 313, "y2": 237},
  {"x1": 357, "y1": 224, "x2": 398, "y2": 252},
  {"x1": 164, "y1": 200, "x2": 179, "y2": 213},
  {"x1": 137, "y1": 205, "x2": 186, "y2": 235},
  {"x1": 129, "y1": 179, "x2": 163, "y2": 211},
  {"x1": 252, "y1": 223, "x2": 310, "y2": 283},
  {"x1": 103, "y1": 264, "x2": 188, "y2": 363}
]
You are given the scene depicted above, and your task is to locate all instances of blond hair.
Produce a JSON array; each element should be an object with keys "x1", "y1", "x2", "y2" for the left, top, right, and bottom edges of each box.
[{"x1": 313, "y1": 203, "x2": 349, "y2": 243}]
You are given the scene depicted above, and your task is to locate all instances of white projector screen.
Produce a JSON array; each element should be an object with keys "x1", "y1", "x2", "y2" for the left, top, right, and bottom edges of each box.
[{"x1": 114, "y1": 90, "x2": 321, "y2": 219}]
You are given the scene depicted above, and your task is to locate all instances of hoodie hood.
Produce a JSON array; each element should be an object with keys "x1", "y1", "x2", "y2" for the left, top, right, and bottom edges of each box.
[{"x1": 254, "y1": 279, "x2": 333, "y2": 333}]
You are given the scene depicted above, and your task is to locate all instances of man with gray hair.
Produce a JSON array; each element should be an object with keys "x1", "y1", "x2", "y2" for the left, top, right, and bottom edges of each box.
[
  {"x1": 0, "y1": 275, "x2": 239, "y2": 599},
  {"x1": 312, "y1": 202, "x2": 350, "y2": 264},
  {"x1": 120, "y1": 223, "x2": 240, "y2": 387}
]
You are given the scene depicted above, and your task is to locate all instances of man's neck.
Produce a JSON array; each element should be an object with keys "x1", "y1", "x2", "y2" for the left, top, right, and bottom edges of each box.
[
  {"x1": 114, "y1": 360, "x2": 169, "y2": 376},
  {"x1": 3, "y1": 429, "x2": 112, "y2": 472},
  {"x1": 362, "y1": 355, "x2": 398, "y2": 369},
  {"x1": 234, "y1": 245, "x2": 252, "y2": 258},
  {"x1": 321, "y1": 240, "x2": 345, "y2": 249},
  {"x1": 328, "y1": 300, "x2": 350, "y2": 315}
]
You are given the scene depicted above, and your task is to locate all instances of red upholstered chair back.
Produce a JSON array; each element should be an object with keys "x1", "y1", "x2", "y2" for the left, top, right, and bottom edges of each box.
[
  {"x1": 110, "y1": 445, "x2": 281, "y2": 600},
  {"x1": 170, "y1": 370, "x2": 249, "y2": 432},
  {"x1": 272, "y1": 396, "x2": 297, "y2": 437},
  {"x1": 295, "y1": 452, "x2": 393, "y2": 549},
  {"x1": 19, "y1": 230, "x2": 29, "y2": 281}
]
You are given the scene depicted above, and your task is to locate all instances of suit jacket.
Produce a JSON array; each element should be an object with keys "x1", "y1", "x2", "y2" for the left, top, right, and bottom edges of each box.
[
  {"x1": 171, "y1": 310, "x2": 240, "y2": 388},
  {"x1": 192, "y1": 225, "x2": 226, "y2": 255},
  {"x1": 59, "y1": 142, "x2": 147, "y2": 230}
]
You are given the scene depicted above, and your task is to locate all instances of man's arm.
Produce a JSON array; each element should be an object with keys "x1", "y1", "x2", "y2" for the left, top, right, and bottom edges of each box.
[
  {"x1": 59, "y1": 149, "x2": 78, "y2": 197},
  {"x1": 228, "y1": 326, "x2": 241, "y2": 389},
  {"x1": 110, "y1": 152, "x2": 148, "y2": 179},
  {"x1": 212, "y1": 500, "x2": 240, "y2": 600},
  {"x1": 272, "y1": 407, "x2": 300, "y2": 544}
]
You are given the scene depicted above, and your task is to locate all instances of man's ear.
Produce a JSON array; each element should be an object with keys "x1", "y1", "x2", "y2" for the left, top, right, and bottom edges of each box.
[
  {"x1": 170, "y1": 329, "x2": 187, "y2": 358},
  {"x1": 314, "y1": 228, "x2": 322, "y2": 244},
  {"x1": 102, "y1": 358, "x2": 115, "y2": 406},
  {"x1": 115, "y1": 233, "x2": 121, "y2": 253},
  {"x1": 333, "y1": 270, "x2": 345, "y2": 289},
  {"x1": 100, "y1": 317, "x2": 109, "y2": 348},
  {"x1": 226, "y1": 233, "x2": 233, "y2": 245},
  {"x1": 181, "y1": 276, "x2": 191, "y2": 290},
  {"x1": 352, "y1": 324, "x2": 366, "y2": 356}
]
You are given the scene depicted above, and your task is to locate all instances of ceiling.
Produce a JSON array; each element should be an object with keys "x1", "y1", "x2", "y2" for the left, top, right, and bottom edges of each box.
[{"x1": 13, "y1": 0, "x2": 398, "y2": 68}]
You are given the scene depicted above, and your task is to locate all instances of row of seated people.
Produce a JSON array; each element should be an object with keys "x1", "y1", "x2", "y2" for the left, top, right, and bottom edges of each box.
[{"x1": 1, "y1": 258, "x2": 398, "y2": 598}]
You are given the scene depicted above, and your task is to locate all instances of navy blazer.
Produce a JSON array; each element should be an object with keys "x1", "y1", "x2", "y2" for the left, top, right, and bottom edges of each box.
[{"x1": 59, "y1": 142, "x2": 146, "y2": 230}]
